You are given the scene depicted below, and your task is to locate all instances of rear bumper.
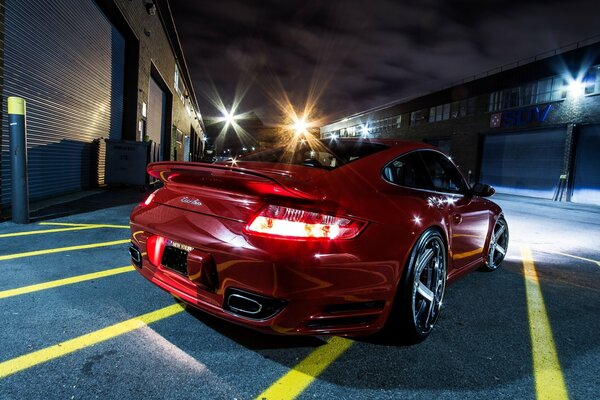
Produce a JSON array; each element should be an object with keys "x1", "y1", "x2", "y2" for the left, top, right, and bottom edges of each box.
[
  {"x1": 130, "y1": 204, "x2": 403, "y2": 336},
  {"x1": 130, "y1": 242, "x2": 396, "y2": 336}
]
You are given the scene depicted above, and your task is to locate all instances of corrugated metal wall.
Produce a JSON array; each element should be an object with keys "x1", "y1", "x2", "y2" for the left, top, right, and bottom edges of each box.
[
  {"x1": 572, "y1": 125, "x2": 600, "y2": 205},
  {"x1": 480, "y1": 128, "x2": 566, "y2": 199},
  {"x1": 2, "y1": 0, "x2": 125, "y2": 205}
]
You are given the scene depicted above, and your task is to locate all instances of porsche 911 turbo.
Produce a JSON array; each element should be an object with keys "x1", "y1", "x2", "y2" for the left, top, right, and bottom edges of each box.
[{"x1": 129, "y1": 138, "x2": 508, "y2": 342}]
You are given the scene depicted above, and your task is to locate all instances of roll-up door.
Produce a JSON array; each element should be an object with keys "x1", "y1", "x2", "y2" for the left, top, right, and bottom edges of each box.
[
  {"x1": 480, "y1": 128, "x2": 566, "y2": 199},
  {"x1": 2, "y1": 0, "x2": 125, "y2": 205},
  {"x1": 572, "y1": 125, "x2": 600, "y2": 205},
  {"x1": 147, "y1": 76, "x2": 167, "y2": 160}
]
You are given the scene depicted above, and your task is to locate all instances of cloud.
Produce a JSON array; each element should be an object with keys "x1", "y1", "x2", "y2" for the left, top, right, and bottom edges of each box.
[{"x1": 170, "y1": 0, "x2": 600, "y2": 126}]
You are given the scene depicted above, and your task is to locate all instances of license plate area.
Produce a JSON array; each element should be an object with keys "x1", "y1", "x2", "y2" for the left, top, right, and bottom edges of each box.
[{"x1": 161, "y1": 240, "x2": 192, "y2": 276}]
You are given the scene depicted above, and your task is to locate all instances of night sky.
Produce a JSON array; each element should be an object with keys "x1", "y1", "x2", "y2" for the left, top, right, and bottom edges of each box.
[{"x1": 169, "y1": 0, "x2": 600, "y2": 127}]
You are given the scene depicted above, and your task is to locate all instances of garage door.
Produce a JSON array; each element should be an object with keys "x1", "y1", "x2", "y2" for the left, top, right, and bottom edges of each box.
[
  {"x1": 147, "y1": 76, "x2": 167, "y2": 161},
  {"x1": 480, "y1": 128, "x2": 566, "y2": 199},
  {"x1": 572, "y1": 125, "x2": 600, "y2": 205},
  {"x1": 2, "y1": 0, "x2": 125, "y2": 205}
]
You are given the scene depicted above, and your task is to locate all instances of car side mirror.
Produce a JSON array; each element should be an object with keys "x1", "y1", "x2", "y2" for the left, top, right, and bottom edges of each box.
[{"x1": 470, "y1": 183, "x2": 495, "y2": 197}]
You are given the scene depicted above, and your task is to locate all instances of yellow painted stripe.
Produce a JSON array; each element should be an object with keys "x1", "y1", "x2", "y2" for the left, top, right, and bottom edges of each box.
[
  {"x1": 521, "y1": 245, "x2": 569, "y2": 400},
  {"x1": 0, "y1": 239, "x2": 130, "y2": 261},
  {"x1": 0, "y1": 303, "x2": 185, "y2": 379},
  {"x1": 0, "y1": 226, "x2": 103, "y2": 238},
  {"x1": 39, "y1": 222, "x2": 129, "y2": 229},
  {"x1": 256, "y1": 337, "x2": 353, "y2": 400},
  {"x1": 0, "y1": 266, "x2": 135, "y2": 299}
]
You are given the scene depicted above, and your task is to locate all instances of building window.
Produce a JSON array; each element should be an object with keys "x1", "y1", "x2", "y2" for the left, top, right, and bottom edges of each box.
[
  {"x1": 488, "y1": 74, "x2": 569, "y2": 112},
  {"x1": 551, "y1": 76, "x2": 567, "y2": 101},
  {"x1": 535, "y1": 78, "x2": 552, "y2": 103},
  {"x1": 503, "y1": 87, "x2": 520, "y2": 109},
  {"x1": 522, "y1": 82, "x2": 536, "y2": 106},
  {"x1": 429, "y1": 98, "x2": 474, "y2": 122},
  {"x1": 410, "y1": 109, "x2": 429, "y2": 126},
  {"x1": 488, "y1": 91, "x2": 502, "y2": 112},
  {"x1": 584, "y1": 66, "x2": 600, "y2": 94},
  {"x1": 331, "y1": 114, "x2": 402, "y2": 137}
]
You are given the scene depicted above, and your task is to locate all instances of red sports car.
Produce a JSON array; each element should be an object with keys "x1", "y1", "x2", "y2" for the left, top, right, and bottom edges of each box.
[{"x1": 129, "y1": 138, "x2": 508, "y2": 342}]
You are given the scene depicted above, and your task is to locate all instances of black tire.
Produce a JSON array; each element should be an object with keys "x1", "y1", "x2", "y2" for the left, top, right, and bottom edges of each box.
[
  {"x1": 480, "y1": 216, "x2": 509, "y2": 272},
  {"x1": 388, "y1": 228, "x2": 447, "y2": 344}
]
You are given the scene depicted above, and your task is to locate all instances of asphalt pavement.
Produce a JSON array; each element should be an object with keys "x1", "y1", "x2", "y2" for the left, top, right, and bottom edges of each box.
[{"x1": 0, "y1": 190, "x2": 598, "y2": 399}]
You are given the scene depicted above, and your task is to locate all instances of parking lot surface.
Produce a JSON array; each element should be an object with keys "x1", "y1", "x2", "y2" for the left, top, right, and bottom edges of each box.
[{"x1": 0, "y1": 192, "x2": 598, "y2": 399}]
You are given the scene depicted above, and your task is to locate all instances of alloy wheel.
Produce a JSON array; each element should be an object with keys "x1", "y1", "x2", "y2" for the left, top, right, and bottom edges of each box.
[
  {"x1": 487, "y1": 218, "x2": 509, "y2": 270},
  {"x1": 411, "y1": 234, "x2": 446, "y2": 335}
]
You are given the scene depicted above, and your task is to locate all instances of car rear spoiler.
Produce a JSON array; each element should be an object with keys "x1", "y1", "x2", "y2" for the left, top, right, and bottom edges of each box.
[{"x1": 147, "y1": 162, "x2": 318, "y2": 200}]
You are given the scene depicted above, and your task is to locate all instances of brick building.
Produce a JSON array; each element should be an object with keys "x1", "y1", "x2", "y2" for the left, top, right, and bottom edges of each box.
[
  {"x1": 0, "y1": 0, "x2": 204, "y2": 208},
  {"x1": 320, "y1": 38, "x2": 600, "y2": 206}
]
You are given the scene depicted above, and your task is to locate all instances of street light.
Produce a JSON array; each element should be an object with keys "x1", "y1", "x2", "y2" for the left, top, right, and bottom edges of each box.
[
  {"x1": 223, "y1": 109, "x2": 238, "y2": 127},
  {"x1": 293, "y1": 117, "x2": 308, "y2": 135}
]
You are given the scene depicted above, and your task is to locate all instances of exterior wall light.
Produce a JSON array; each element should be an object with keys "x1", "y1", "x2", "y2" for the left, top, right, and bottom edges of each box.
[
  {"x1": 361, "y1": 125, "x2": 369, "y2": 137},
  {"x1": 566, "y1": 80, "x2": 586, "y2": 98}
]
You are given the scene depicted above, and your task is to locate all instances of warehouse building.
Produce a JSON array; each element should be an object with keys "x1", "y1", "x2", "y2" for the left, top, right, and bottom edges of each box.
[
  {"x1": 321, "y1": 38, "x2": 600, "y2": 206},
  {"x1": 0, "y1": 0, "x2": 204, "y2": 210}
]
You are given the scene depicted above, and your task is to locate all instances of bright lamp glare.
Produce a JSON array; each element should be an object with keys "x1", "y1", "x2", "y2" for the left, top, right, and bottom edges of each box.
[
  {"x1": 361, "y1": 125, "x2": 369, "y2": 137},
  {"x1": 567, "y1": 80, "x2": 586, "y2": 98},
  {"x1": 223, "y1": 110, "x2": 237, "y2": 125},
  {"x1": 293, "y1": 118, "x2": 308, "y2": 135}
]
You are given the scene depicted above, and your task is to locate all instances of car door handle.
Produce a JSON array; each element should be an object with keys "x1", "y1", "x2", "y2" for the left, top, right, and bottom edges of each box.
[{"x1": 453, "y1": 214, "x2": 463, "y2": 224}]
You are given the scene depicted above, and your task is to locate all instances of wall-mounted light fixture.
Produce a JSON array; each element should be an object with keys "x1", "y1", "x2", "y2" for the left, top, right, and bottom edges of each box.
[{"x1": 145, "y1": 1, "x2": 156, "y2": 15}]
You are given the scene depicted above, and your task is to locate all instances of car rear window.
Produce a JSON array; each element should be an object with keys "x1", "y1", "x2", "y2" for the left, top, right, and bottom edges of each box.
[{"x1": 238, "y1": 139, "x2": 388, "y2": 169}]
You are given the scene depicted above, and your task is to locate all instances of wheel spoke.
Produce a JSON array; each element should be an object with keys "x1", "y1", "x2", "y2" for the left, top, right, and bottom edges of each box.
[
  {"x1": 495, "y1": 224, "x2": 506, "y2": 239},
  {"x1": 424, "y1": 300, "x2": 435, "y2": 327},
  {"x1": 415, "y1": 248, "x2": 434, "y2": 274},
  {"x1": 415, "y1": 300, "x2": 427, "y2": 321},
  {"x1": 417, "y1": 282, "x2": 435, "y2": 302},
  {"x1": 496, "y1": 245, "x2": 506, "y2": 256}
]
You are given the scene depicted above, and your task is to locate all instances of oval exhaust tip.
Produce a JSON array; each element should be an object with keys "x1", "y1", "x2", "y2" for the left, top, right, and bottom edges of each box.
[{"x1": 227, "y1": 293, "x2": 263, "y2": 315}]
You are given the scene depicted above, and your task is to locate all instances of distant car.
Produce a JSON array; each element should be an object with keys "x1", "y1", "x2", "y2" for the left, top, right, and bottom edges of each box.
[{"x1": 129, "y1": 138, "x2": 508, "y2": 342}]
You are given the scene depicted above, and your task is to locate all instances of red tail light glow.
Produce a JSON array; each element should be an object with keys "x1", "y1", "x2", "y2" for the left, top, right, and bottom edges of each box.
[
  {"x1": 146, "y1": 235, "x2": 166, "y2": 266},
  {"x1": 246, "y1": 205, "x2": 366, "y2": 240}
]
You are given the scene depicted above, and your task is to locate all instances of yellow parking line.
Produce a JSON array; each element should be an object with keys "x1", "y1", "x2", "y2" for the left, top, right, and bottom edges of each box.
[
  {"x1": 0, "y1": 303, "x2": 185, "y2": 379},
  {"x1": 256, "y1": 337, "x2": 353, "y2": 400},
  {"x1": 0, "y1": 266, "x2": 135, "y2": 299},
  {"x1": 0, "y1": 239, "x2": 130, "y2": 261},
  {"x1": 521, "y1": 245, "x2": 569, "y2": 400},
  {"x1": 0, "y1": 226, "x2": 103, "y2": 238},
  {"x1": 39, "y1": 222, "x2": 129, "y2": 229}
]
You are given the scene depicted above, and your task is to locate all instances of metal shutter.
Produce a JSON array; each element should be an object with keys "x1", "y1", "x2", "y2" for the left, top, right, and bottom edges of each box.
[
  {"x1": 2, "y1": 0, "x2": 125, "y2": 205},
  {"x1": 572, "y1": 125, "x2": 600, "y2": 205},
  {"x1": 480, "y1": 128, "x2": 566, "y2": 199}
]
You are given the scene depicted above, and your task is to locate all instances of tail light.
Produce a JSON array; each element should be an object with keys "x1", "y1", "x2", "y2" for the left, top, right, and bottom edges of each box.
[
  {"x1": 246, "y1": 205, "x2": 366, "y2": 240},
  {"x1": 146, "y1": 235, "x2": 166, "y2": 266}
]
